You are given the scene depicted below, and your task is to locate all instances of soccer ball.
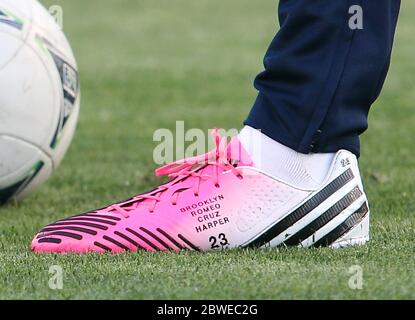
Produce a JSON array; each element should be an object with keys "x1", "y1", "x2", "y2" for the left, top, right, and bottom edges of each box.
[{"x1": 0, "y1": 0, "x2": 80, "y2": 204}]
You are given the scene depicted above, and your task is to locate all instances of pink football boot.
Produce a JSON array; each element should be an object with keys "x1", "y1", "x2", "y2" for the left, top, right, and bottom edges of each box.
[{"x1": 31, "y1": 129, "x2": 370, "y2": 253}]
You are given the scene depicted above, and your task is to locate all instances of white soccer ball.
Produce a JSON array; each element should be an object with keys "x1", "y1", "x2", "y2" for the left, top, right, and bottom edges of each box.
[{"x1": 0, "y1": 0, "x2": 80, "y2": 204}]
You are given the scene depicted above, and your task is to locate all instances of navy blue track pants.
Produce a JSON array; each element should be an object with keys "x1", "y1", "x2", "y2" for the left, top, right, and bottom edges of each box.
[{"x1": 245, "y1": 0, "x2": 401, "y2": 157}]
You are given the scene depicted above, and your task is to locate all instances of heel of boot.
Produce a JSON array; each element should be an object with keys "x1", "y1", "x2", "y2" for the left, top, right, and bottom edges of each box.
[{"x1": 330, "y1": 208, "x2": 370, "y2": 248}]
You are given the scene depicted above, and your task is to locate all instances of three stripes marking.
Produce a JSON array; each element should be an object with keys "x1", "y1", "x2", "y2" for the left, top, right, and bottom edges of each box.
[
  {"x1": 244, "y1": 168, "x2": 366, "y2": 248},
  {"x1": 283, "y1": 186, "x2": 363, "y2": 246}
]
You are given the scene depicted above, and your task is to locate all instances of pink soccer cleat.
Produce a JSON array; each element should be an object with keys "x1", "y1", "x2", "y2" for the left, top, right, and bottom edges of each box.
[{"x1": 31, "y1": 129, "x2": 370, "y2": 253}]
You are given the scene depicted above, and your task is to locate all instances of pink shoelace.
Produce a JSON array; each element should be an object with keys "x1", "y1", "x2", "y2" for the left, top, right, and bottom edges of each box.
[{"x1": 108, "y1": 129, "x2": 244, "y2": 218}]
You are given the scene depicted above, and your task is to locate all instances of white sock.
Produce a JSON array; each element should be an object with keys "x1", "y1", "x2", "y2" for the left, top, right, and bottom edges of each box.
[{"x1": 238, "y1": 126, "x2": 335, "y2": 189}]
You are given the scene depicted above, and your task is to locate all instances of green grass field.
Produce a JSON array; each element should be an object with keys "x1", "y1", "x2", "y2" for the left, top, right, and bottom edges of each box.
[{"x1": 1, "y1": 0, "x2": 414, "y2": 299}]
